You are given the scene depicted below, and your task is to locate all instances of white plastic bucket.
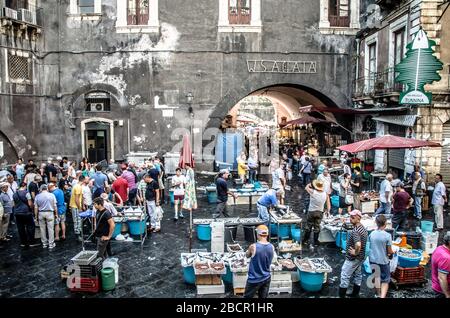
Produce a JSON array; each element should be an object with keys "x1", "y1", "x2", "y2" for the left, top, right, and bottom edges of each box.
[{"x1": 103, "y1": 258, "x2": 119, "y2": 284}]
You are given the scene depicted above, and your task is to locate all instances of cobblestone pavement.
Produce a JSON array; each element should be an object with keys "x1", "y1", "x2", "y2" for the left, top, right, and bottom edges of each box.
[{"x1": 0, "y1": 174, "x2": 448, "y2": 298}]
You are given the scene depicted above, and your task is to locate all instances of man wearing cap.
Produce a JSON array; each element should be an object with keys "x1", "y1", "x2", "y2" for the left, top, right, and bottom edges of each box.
[
  {"x1": 431, "y1": 233, "x2": 450, "y2": 298},
  {"x1": 0, "y1": 182, "x2": 13, "y2": 242},
  {"x1": 214, "y1": 169, "x2": 237, "y2": 218},
  {"x1": 392, "y1": 182, "x2": 413, "y2": 231},
  {"x1": 303, "y1": 180, "x2": 329, "y2": 248},
  {"x1": 339, "y1": 209, "x2": 368, "y2": 298},
  {"x1": 244, "y1": 225, "x2": 274, "y2": 299},
  {"x1": 34, "y1": 184, "x2": 58, "y2": 249},
  {"x1": 256, "y1": 189, "x2": 280, "y2": 227}
]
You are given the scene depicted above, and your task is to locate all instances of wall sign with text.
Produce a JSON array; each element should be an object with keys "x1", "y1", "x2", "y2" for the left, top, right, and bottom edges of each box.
[
  {"x1": 395, "y1": 29, "x2": 443, "y2": 105},
  {"x1": 247, "y1": 60, "x2": 317, "y2": 74}
]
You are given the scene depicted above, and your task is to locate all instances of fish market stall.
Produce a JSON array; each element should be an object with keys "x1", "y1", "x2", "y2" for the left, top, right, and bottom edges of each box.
[
  {"x1": 319, "y1": 214, "x2": 392, "y2": 245},
  {"x1": 269, "y1": 206, "x2": 302, "y2": 251},
  {"x1": 112, "y1": 206, "x2": 147, "y2": 246},
  {"x1": 358, "y1": 191, "x2": 379, "y2": 214},
  {"x1": 228, "y1": 186, "x2": 269, "y2": 207},
  {"x1": 193, "y1": 217, "x2": 264, "y2": 243},
  {"x1": 294, "y1": 257, "x2": 332, "y2": 292}
]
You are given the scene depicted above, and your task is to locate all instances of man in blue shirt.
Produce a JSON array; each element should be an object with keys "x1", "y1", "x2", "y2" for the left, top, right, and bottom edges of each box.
[
  {"x1": 244, "y1": 225, "x2": 274, "y2": 299},
  {"x1": 49, "y1": 183, "x2": 67, "y2": 241},
  {"x1": 256, "y1": 189, "x2": 281, "y2": 226},
  {"x1": 92, "y1": 164, "x2": 108, "y2": 199}
]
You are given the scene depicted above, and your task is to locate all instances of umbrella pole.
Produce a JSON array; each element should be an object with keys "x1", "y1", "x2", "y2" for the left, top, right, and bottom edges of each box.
[{"x1": 189, "y1": 209, "x2": 192, "y2": 253}]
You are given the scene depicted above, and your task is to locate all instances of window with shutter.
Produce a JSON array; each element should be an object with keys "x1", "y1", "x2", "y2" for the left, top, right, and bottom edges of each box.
[
  {"x1": 127, "y1": 0, "x2": 149, "y2": 25},
  {"x1": 78, "y1": 0, "x2": 95, "y2": 14},
  {"x1": 229, "y1": 0, "x2": 251, "y2": 25},
  {"x1": 328, "y1": 0, "x2": 350, "y2": 27}
]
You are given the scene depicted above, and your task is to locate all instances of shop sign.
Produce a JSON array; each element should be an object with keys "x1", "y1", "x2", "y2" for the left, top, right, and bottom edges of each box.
[
  {"x1": 395, "y1": 29, "x2": 443, "y2": 105},
  {"x1": 247, "y1": 60, "x2": 317, "y2": 74}
]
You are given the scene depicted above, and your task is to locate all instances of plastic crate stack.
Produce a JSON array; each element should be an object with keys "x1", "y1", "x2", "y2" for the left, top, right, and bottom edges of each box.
[{"x1": 68, "y1": 257, "x2": 103, "y2": 293}]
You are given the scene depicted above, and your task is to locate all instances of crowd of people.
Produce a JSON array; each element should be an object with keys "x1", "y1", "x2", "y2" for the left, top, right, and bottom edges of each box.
[{"x1": 0, "y1": 156, "x2": 197, "y2": 259}]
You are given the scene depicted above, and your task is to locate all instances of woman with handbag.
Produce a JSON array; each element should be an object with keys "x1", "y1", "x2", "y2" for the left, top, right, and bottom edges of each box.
[{"x1": 339, "y1": 173, "x2": 353, "y2": 215}]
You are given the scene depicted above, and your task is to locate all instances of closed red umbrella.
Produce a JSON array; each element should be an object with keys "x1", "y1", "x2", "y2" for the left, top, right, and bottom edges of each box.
[
  {"x1": 179, "y1": 133, "x2": 195, "y2": 168},
  {"x1": 337, "y1": 135, "x2": 441, "y2": 153}
]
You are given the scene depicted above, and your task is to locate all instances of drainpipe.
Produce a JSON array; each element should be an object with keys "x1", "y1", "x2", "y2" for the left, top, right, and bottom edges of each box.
[
  {"x1": 127, "y1": 119, "x2": 131, "y2": 154},
  {"x1": 355, "y1": 38, "x2": 360, "y2": 94}
]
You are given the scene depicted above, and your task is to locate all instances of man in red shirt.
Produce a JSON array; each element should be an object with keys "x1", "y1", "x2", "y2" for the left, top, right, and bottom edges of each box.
[
  {"x1": 112, "y1": 171, "x2": 129, "y2": 204},
  {"x1": 431, "y1": 233, "x2": 450, "y2": 298},
  {"x1": 391, "y1": 182, "x2": 413, "y2": 231}
]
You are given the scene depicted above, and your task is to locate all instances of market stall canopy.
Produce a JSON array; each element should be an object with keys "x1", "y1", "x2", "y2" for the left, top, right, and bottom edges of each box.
[
  {"x1": 337, "y1": 135, "x2": 441, "y2": 153},
  {"x1": 282, "y1": 115, "x2": 330, "y2": 127},
  {"x1": 179, "y1": 133, "x2": 195, "y2": 168}
]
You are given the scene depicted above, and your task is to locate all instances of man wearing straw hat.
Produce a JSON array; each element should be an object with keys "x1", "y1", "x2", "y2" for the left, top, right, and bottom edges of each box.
[
  {"x1": 244, "y1": 224, "x2": 274, "y2": 299},
  {"x1": 302, "y1": 179, "x2": 329, "y2": 249}
]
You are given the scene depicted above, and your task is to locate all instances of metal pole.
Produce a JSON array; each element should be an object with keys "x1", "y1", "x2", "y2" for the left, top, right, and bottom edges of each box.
[{"x1": 189, "y1": 209, "x2": 192, "y2": 253}]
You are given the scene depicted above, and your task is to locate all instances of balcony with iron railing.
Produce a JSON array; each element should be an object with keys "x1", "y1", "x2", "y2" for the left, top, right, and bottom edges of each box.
[
  {"x1": 353, "y1": 68, "x2": 404, "y2": 99},
  {"x1": 0, "y1": 0, "x2": 43, "y2": 28}
]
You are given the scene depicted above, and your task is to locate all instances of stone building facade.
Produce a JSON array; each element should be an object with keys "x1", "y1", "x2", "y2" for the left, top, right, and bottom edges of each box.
[
  {"x1": 352, "y1": 0, "x2": 450, "y2": 182},
  {"x1": 0, "y1": 0, "x2": 367, "y2": 168}
]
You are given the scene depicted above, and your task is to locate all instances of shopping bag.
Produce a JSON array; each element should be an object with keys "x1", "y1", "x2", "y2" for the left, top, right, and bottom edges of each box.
[
  {"x1": 156, "y1": 206, "x2": 164, "y2": 221},
  {"x1": 287, "y1": 171, "x2": 293, "y2": 181},
  {"x1": 363, "y1": 257, "x2": 372, "y2": 275},
  {"x1": 389, "y1": 253, "x2": 398, "y2": 273},
  {"x1": 345, "y1": 194, "x2": 354, "y2": 205}
]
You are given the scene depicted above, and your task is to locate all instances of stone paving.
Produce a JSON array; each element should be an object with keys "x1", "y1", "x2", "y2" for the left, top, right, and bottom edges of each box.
[{"x1": 0, "y1": 174, "x2": 448, "y2": 298}]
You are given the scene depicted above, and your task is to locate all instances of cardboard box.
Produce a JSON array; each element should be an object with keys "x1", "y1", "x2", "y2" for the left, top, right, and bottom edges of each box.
[{"x1": 196, "y1": 275, "x2": 222, "y2": 285}]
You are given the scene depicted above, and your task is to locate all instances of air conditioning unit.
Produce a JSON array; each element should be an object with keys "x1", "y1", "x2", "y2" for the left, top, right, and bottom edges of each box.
[
  {"x1": 18, "y1": 9, "x2": 36, "y2": 24},
  {"x1": 90, "y1": 102, "x2": 105, "y2": 112},
  {"x1": 2, "y1": 7, "x2": 18, "y2": 19}
]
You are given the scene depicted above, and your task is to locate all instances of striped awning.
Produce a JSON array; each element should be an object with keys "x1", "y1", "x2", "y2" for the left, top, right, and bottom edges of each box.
[{"x1": 372, "y1": 115, "x2": 418, "y2": 127}]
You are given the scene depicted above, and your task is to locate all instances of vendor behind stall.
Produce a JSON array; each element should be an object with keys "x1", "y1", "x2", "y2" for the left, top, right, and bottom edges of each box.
[
  {"x1": 256, "y1": 189, "x2": 281, "y2": 226},
  {"x1": 244, "y1": 225, "x2": 274, "y2": 299}
]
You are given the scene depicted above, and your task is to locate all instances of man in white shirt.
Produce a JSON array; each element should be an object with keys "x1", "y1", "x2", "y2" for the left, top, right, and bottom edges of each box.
[
  {"x1": 171, "y1": 168, "x2": 186, "y2": 220},
  {"x1": 271, "y1": 162, "x2": 286, "y2": 205},
  {"x1": 432, "y1": 174, "x2": 447, "y2": 230},
  {"x1": 82, "y1": 177, "x2": 93, "y2": 210},
  {"x1": 6, "y1": 174, "x2": 18, "y2": 201},
  {"x1": 375, "y1": 174, "x2": 393, "y2": 215}
]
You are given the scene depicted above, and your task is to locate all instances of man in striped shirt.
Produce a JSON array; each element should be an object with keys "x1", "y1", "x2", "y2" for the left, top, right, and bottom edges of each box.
[{"x1": 339, "y1": 209, "x2": 368, "y2": 298}]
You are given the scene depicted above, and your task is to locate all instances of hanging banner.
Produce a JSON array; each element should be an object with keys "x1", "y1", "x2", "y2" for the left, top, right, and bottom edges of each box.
[{"x1": 395, "y1": 29, "x2": 443, "y2": 105}]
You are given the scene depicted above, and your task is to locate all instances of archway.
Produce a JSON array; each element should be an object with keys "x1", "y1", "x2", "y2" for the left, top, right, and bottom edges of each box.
[{"x1": 207, "y1": 84, "x2": 351, "y2": 170}]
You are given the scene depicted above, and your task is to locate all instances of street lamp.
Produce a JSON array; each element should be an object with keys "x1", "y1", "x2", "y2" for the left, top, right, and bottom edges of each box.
[{"x1": 186, "y1": 92, "x2": 194, "y2": 118}]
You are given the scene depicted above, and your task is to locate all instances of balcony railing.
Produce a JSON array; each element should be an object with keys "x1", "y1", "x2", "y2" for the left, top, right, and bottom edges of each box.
[
  {"x1": 353, "y1": 68, "x2": 404, "y2": 98},
  {"x1": 1, "y1": 0, "x2": 43, "y2": 27}
]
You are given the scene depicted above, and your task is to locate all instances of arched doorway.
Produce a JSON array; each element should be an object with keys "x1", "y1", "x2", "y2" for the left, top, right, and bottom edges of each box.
[
  {"x1": 80, "y1": 118, "x2": 115, "y2": 163},
  {"x1": 211, "y1": 84, "x2": 350, "y2": 170}
]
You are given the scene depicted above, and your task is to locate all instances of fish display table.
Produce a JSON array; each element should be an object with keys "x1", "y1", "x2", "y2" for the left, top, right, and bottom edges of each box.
[{"x1": 269, "y1": 208, "x2": 302, "y2": 251}]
